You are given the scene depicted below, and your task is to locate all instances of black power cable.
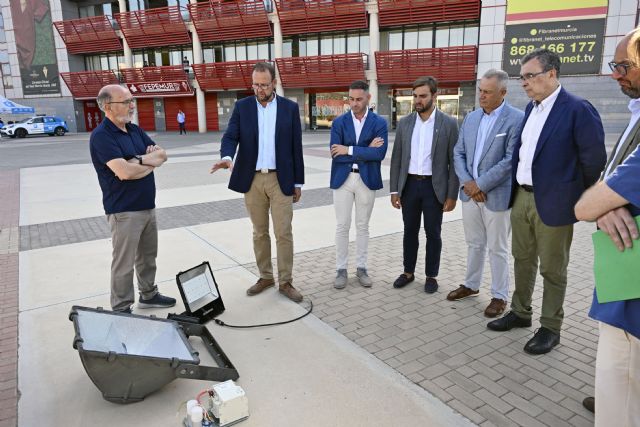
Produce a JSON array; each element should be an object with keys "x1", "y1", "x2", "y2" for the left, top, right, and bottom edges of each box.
[{"x1": 213, "y1": 299, "x2": 313, "y2": 328}]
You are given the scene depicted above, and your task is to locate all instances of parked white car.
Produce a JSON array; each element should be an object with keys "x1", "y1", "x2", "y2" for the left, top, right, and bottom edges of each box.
[{"x1": 0, "y1": 116, "x2": 69, "y2": 138}]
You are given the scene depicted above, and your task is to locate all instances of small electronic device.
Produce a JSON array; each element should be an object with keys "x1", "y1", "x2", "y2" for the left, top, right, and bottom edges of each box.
[
  {"x1": 182, "y1": 381, "x2": 249, "y2": 427},
  {"x1": 174, "y1": 261, "x2": 225, "y2": 324},
  {"x1": 209, "y1": 381, "x2": 249, "y2": 427}
]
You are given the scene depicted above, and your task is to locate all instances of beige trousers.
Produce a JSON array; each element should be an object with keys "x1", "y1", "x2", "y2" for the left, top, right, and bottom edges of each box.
[
  {"x1": 244, "y1": 172, "x2": 294, "y2": 284},
  {"x1": 107, "y1": 209, "x2": 158, "y2": 311},
  {"x1": 333, "y1": 172, "x2": 376, "y2": 270},
  {"x1": 595, "y1": 322, "x2": 640, "y2": 427}
]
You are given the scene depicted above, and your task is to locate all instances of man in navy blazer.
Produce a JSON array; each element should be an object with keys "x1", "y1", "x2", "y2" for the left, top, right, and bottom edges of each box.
[
  {"x1": 329, "y1": 80, "x2": 388, "y2": 289},
  {"x1": 210, "y1": 62, "x2": 305, "y2": 303},
  {"x1": 451, "y1": 69, "x2": 524, "y2": 318},
  {"x1": 487, "y1": 49, "x2": 607, "y2": 355}
]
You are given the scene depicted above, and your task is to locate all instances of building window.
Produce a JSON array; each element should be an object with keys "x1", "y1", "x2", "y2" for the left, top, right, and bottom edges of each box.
[
  {"x1": 464, "y1": 26, "x2": 479, "y2": 46},
  {"x1": 79, "y1": 3, "x2": 119, "y2": 17},
  {"x1": 384, "y1": 23, "x2": 479, "y2": 50}
]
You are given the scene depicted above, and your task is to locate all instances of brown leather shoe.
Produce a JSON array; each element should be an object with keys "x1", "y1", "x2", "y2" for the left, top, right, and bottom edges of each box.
[
  {"x1": 279, "y1": 282, "x2": 303, "y2": 302},
  {"x1": 246, "y1": 278, "x2": 275, "y2": 296},
  {"x1": 446, "y1": 285, "x2": 479, "y2": 301},
  {"x1": 484, "y1": 298, "x2": 507, "y2": 318}
]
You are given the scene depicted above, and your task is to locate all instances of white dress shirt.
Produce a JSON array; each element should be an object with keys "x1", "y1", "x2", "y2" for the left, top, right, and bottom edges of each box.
[
  {"x1": 604, "y1": 97, "x2": 640, "y2": 177},
  {"x1": 255, "y1": 95, "x2": 278, "y2": 170},
  {"x1": 408, "y1": 110, "x2": 436, "y2": 176},
  {"x1": 473, "y1": 100, "x2": 505, "y2": 179},
  {"x1": 347, "y1": 109, "x2": 368, "y2": 168},
  {"x1": 516, "y1": 85, "x2": 562, "y2": 186}
]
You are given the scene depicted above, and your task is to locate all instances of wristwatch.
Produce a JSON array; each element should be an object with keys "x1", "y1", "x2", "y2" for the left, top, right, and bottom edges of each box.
[{"x1": 135, "y1": 155, "x2": 143, "y2": 165}]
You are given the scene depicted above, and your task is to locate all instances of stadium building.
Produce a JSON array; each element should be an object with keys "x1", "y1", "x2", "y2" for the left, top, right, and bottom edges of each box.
[{"x1": 0, "y1": 0, "x2": 635, "y2": 133}]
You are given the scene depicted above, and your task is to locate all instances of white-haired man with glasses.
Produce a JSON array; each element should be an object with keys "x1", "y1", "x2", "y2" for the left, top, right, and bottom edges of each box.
[
  {"x1": 487, "y1": 49, "x2": 607, "y2": 355},
  {"x1": 89, "y1": 84, "x2": 174, "y2": 313}
]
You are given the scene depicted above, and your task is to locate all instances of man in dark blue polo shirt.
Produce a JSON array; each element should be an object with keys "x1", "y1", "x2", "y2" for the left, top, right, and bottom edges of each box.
[{"x1": 90, "y1": 84, "x2": 175, "y2": 313}]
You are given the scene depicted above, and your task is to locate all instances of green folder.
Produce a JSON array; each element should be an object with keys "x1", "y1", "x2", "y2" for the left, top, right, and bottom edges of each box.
[{"x1": 592, "y1": 216, "x2": 640, "y2": 303}]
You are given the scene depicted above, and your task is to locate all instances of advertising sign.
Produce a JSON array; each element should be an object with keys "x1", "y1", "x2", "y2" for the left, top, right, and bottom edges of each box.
[
  {"x1": 127, "y1": 81, "x2": 193, "y2": 98},
  {"x1": 10, "y1": 0, "x2": 60, "y2": 95},
  {"x1": 502, "y1": 0, "x2": 608, "y2": 76}
]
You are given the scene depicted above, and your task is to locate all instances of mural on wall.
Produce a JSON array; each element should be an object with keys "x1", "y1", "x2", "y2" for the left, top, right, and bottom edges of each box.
[
  {"x1": 502, "y1": 0, "x2": 608, "y2": 76},
  {"x1": 10, "y1": 0, "x2": 60, "y2": 95}
]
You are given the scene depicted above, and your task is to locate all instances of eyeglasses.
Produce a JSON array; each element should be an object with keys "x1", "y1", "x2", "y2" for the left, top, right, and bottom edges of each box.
[
  {"x1": 107, "y1": 98, "x2": 136, "y2": 105},
  {"x1": 518, "y1": 70, "x2": 549, "y2": 81},
  {"x1": 609, "y1": 61, "x2": 634, "y2": 76},
  {"x1": 251, "y1": 83, "x2": 272, "y2": 90}
]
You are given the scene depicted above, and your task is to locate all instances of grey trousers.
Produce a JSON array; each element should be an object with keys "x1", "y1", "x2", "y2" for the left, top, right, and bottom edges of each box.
[{"x1": 107, "y1": 209, "x2": 158, "y2": 311}]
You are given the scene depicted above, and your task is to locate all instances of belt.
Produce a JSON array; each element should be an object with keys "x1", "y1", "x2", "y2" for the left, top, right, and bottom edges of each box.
[
  {"x1": 351, "y1": 168, "x2": 359, "y2": 173},
  {"x1": 256, "y1": 169, "x2": 276, "y2": 173},
  {"x1": 520, "y1": 184, "x2": 534, "y2": 193},
  {"x1": 408, "y1": 174, "x2": 432, "y2": 180}
]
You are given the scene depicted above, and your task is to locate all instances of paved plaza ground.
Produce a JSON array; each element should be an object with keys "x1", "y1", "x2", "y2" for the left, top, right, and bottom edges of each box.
[{"x1": 0, "y1": 131, "x2": 610, "y2": 426}]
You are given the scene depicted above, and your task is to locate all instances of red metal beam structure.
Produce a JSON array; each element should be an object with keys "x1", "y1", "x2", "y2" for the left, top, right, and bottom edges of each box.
[
  {"x1": 188, "y1": 0, "x2": 271, "y2": 43},
  {"x1": 60, "y1": 71, "x2": 120, "y2": 100},
  {"x1": 274, "y1": 0, "x2": 367, "y2": 36},
  {"x1": 114, "y1": 6, "x2": 191, "y2": 49},
  {"x1": 192, "y1": 60, "x2": 262, "y2": 91},
  {"x1": 53, "y1": 15, "x2": 122, "y2": 55},
  {"x1": 275, "y1": 53, "x2": 367, "y2": 88},
  {"x1": 120, "y1": 65, "x2": 193, "y2": 98},
  {"x1": 377, "y1": 0, "x2": 481, "y2": 27},
  {"x1": 375, "y1": 46, "x2": 478, "y2": 85}
]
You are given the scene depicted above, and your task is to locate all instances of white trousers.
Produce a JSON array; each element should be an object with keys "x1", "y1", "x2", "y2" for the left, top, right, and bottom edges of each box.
[
  {"x1": 461, "y1": 200, "x2": 511, "y2": 300},
  {"x1": 595, "y1": 322, "x2": 640, "y2": 427},
  {"x1": 333, "y1": 173, "x2": 376, "y2": 270}
]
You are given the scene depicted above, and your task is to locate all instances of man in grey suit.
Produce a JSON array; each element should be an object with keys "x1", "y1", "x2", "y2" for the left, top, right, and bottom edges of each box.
[
  {"x1": 450, "y1": 69, "x2": 524, "y2": 317},
  {"x1": 390, "y1": 76, "x2": 460, "y2": 293}
]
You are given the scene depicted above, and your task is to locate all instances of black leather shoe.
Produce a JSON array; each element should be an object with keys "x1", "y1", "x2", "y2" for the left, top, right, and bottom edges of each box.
[
  {"x1": 524, "y1": 327, "x2": 560, "y2": 355},
  {"x1": 424, "y1": 277, "x2": 438, "y2": 294},
  {"x1": 487, "y1": 311, "x2": 532, "y2": 331},
  {"x1": 582, "y1": 396, "x2": 595, "y2": 413},
  {"x1": 393, "y1": 273, "x2": 414, "y2": 288}
]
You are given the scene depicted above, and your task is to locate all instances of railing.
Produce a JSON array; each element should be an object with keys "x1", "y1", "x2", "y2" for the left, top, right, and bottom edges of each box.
[
  {"x1": 377, "y1": 0, "x2": 481, "y2": 27},
  {"x1": 274, "y1": 0, "x2": 367, "y2": 35},
  {"x1": 189, "y1": 0, "x2": 271, "y2": 43},
  {"x1": 114, "y1": 6, "x2": 191, "y2": 49},
  {"x1": 60, "y1": 71, "x2": 120, "y2": 99},
  {"x1": 375, "y1": 46, "x2": 477, "y2": 85},
  {"x1": 120, "y1": 65, "x2": 190, "y2": 83},
  {"x1": 53, "y1": 16, "x2": 122, "y2": 54},
  {"x1": 192, "y1": 60, "x2": 263, "y2": 91},
  {"x1": 275, "y1": 53, "x2": 367, "y2": 88}
]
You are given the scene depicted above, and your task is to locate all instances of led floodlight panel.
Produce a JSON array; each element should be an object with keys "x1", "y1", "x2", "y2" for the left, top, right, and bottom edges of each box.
[{"x1": 176, "y1": 261, "x2": 225, "y2": 323}]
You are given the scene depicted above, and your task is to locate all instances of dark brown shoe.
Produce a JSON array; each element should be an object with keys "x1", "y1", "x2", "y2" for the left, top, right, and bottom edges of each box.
[
  {"x1": 446, "y1": 285, "x2": 479, "y2": 301},
  {"x1": 484, "y1": 298, "x2": 507, "y2": 318},
  {"x1": 246, "y1": 278, "x2": 275, "y2": 296},
  {"x1": 582, "y1": 396, "x2": 594, "y2": 413},
  {"x1": 279, "y1": 282, "x2": 303, "y2": 302}
]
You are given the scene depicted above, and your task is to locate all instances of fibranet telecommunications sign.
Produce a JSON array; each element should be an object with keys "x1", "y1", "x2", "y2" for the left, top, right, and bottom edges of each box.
[{"x1": 503, "y1": 0, "x2": 608, "y2": 76}]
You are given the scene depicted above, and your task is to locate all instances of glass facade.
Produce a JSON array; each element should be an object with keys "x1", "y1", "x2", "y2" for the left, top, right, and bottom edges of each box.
[
  {"x1": 202, "y1": 40, "x2": 272, "y2": 63},
  {"x1": 391, "y1": 88, "x2": 462, "y2": 129},
  {"x1": 306, "y1": 91, "x2": 349, "y2": 130},
  {"x1": 382, "y1": 23, "x2": 479, "y2": 50}
]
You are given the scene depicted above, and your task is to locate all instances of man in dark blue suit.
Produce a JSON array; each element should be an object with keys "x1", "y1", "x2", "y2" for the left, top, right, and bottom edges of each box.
[
  {"x1": 210, "y1": 62, "x2": 305, "y2": 302},
  {"x1": 487, "y1": 49, "x2": 607, "y2": 354},
  {"x1": 329, "y1": 80, "x2": 388, "y2": 289}
]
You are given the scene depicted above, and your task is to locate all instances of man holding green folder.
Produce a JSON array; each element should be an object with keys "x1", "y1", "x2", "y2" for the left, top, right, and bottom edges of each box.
[{"x1": 574, "y1": 31, "x2": 640, "y2": 427}]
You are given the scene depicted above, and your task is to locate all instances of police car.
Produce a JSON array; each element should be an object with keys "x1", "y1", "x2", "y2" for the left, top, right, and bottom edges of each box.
[{"x1": 1, "y1": 115, "x2": 69, "y2": 138}]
